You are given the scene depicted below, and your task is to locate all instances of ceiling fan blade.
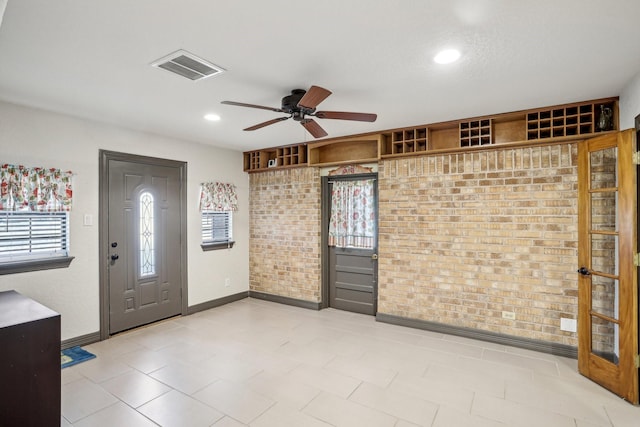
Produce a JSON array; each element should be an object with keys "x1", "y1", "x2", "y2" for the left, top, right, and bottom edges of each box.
[
  {"x1": 300, "y1": 119, "x2": 328, "y2": 138},
  {"x1": 244, "y1": 116, "x2": 289, "y2": 131},
  {"x1": 297, "y1": 85, "x2": 332, "y2": 109},
  {"x1": 221, "y1": 100, "x2": 283, "y2": 113},
  {"x1": 315, "y1": 111, "x2": 377, "y2": 122}
]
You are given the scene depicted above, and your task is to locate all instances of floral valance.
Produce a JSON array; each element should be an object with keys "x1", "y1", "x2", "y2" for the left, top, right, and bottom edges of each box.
[
  {"x1": 0, "y1": 164, "x2": 73, "y2": 212},
  {"x1": 199, "y1": 182, "x2": 238, "y2": 212}
]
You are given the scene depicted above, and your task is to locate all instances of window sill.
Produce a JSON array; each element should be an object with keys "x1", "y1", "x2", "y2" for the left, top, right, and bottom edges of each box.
[
  {"x1": 0, "y1": 256, "x2": 75, "y2": 275},
  {"x1": 201, "y1": 241, "x2": 235, "y2": 251}
]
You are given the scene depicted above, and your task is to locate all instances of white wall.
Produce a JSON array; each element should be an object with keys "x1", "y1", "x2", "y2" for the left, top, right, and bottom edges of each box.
[
  {"x1": 620, "y1": 69, "x2": 640, "y2": 130},
  {"x1": 0, "y1": 101, "x2": 249, "y2": 341}
]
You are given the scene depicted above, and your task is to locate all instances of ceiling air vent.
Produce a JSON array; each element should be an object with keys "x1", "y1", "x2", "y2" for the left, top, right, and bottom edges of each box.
[{"x1": 151, "y1": 50, "x2": 225, "y2": 81}]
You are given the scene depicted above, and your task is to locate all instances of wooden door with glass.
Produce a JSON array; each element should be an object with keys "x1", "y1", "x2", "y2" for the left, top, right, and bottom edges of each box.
[{"x1": 577, "y1": 129, "x2": 638, "y2": 404}]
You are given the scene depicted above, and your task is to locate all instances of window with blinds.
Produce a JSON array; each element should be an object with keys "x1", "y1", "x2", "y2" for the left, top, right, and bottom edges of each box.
[
  {"x1": 201, "y1": 211, "x2": 233, "y2": 244},
  {"x1": 0, "y1": 212, "x2": 69, "y2": 262}
]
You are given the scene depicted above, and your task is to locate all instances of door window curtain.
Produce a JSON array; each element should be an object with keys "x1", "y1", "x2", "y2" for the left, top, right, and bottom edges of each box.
[
  {"x1": 198, "y1": 182, "x2": 238, "y2": 212},
  {"x1": 328, "y1": 179, "x2": 375, "y2": 249},
  {"x1": 0, "y1": 164, "x2": 73, "y2": 212}
]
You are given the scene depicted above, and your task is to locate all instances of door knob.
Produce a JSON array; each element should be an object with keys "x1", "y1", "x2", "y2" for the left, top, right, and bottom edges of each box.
[
  {"x1": 111, "y1": 254, "x2": 119, "y2": 261},
  {"x1": 577, "y1": 266, "x2": 590, "y2": 276},
  {"x1": 371, "y1": 254, "x2": 378, "y2": 260}
]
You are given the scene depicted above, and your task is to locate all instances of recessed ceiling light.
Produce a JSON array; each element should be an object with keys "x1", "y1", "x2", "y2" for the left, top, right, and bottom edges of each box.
[
  {"x1": 434, "y1": 49, "x2": 461, "y2": 64},
  {"x1": 204, "y1": 113, "x2": 220, "y2": 122}
]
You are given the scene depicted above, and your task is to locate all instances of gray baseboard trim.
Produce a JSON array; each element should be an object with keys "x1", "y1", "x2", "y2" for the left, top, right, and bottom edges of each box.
[
  {"x1": 61, "y1": 331, "x2": 101, "y2": 350},
  {"x1": 376, "y1": 313, "x2": 578, "y2": 359},
  {"x1": 249, "y1": 291, "x2": 322, "y2": 311},
  {"x1": 63, "y1": 293, "x2": 248, "y2": 349},
  {"x1": 187, "y1": 291, "x2": 249, "y2": 315}
]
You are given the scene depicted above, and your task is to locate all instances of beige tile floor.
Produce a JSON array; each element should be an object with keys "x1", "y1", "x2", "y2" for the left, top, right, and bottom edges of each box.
[{"x1": 62, "y1": 298, "x2": 640, "y2": 426}]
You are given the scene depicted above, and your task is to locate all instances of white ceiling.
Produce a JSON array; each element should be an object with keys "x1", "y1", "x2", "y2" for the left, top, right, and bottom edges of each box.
[{"x1": 1, "y1": 0, "x2": 639, "y2": 152}]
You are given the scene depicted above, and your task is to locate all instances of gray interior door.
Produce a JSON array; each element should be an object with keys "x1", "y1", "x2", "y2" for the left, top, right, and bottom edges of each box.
[
  {"x1": 107, "y1": 159, "x2": 182, "y2": 334},
  {"x1": 326, "y1": 175, "x2": 378, "y2": 315},
  {"x1": 329, "y1": 246, "x2": 377, "y2": 314}
]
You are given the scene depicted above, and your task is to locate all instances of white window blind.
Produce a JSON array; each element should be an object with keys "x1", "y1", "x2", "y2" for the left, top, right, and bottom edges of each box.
[
  {"x1": 201, "y1": 211, "x2": 232, "y2": 243},
  {"x1": 0, "y1": 211, "x2": 69, "y2": 262}
]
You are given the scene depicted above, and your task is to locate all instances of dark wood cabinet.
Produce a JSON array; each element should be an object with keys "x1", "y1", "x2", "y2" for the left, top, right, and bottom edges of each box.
[{"x1": 0, "y1": 290, "x2": 61, "y2": 426}]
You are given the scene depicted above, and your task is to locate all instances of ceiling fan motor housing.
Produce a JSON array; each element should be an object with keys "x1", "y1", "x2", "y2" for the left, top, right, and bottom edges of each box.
[{"x1": 281, "y1": 89, "x2": 311, "y2": 116}]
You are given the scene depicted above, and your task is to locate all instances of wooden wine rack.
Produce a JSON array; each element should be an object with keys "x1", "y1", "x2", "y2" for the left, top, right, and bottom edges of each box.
[
  {"x1": 460, "y1": 119, "x2": 492, "y2": 147},
  {"x1": 243, "y1": 97, "x2": 618, "y2": 172},
  {"x1": 243, "y1": 143, "x2": 307, "y2": 171},
  {"x1": 526, "y1": 100, "x2": 615, "y2": 140},
  {"x1": 390, "y1": 128, "x2": 428, "y2": 154},
  {"x1": 276, "y1": 144, "x2": 306, "y2": 167},
  {"x1": 248, "y1": 151, "x2": 261, "y2": 170}
]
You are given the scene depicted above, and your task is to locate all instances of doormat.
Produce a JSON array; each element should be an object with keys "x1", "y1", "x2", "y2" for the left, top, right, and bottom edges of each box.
[{"x1": 61, "y1": 346, "x2": 96, "y2": 369}]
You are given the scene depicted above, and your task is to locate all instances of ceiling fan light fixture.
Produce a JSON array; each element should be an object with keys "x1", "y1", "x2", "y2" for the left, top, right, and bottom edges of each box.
[{"x1": 434, "y1": 49, "x2": 461, "y2": 64}]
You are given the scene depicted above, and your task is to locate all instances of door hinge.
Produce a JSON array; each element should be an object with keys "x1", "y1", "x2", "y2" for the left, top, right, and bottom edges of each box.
[
  {"x1": 634, "y1": 253, "x2": 640, "y2": 267},
  {"x1": 633, "y1": 152, "x2": 640, "y2": 165},
  {"x1": 635, "y1": 354, "x2": 640, "y2": 369}
]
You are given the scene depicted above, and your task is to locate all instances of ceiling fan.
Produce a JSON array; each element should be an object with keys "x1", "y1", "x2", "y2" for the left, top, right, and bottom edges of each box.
[{"x1": 221, "y1": 85, "x2": 377, "y2": 138}]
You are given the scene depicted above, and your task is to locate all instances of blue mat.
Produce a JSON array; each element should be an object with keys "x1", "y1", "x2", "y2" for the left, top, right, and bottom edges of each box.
[{"x1": 61, "y1": 346, "x2": 96, "y2": 369}]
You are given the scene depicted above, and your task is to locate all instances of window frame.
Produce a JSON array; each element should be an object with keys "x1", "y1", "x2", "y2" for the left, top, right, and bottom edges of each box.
[
  {"x1": 200, "y1": 210, "x2": 234, "y2": 251},
  {"x1": 0, "y1": 211, "x2": 74, "y2": 275}
]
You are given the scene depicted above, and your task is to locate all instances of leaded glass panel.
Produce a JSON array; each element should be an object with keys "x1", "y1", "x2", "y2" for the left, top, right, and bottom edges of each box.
[{"x1": 139, "y1": 192, "x2": 155, "y2": 277}]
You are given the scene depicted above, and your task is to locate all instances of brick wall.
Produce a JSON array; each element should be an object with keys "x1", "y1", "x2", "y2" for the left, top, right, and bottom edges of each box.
[
  {"x1": 378, "y1": 143, "x2": 580, "y2": 346},
  {"x1": 249, "y1": 167, "x2": 322, "y2": 302},
  {"x1": 247, "y1": 143, "x2": 585, "y2": 347}
]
